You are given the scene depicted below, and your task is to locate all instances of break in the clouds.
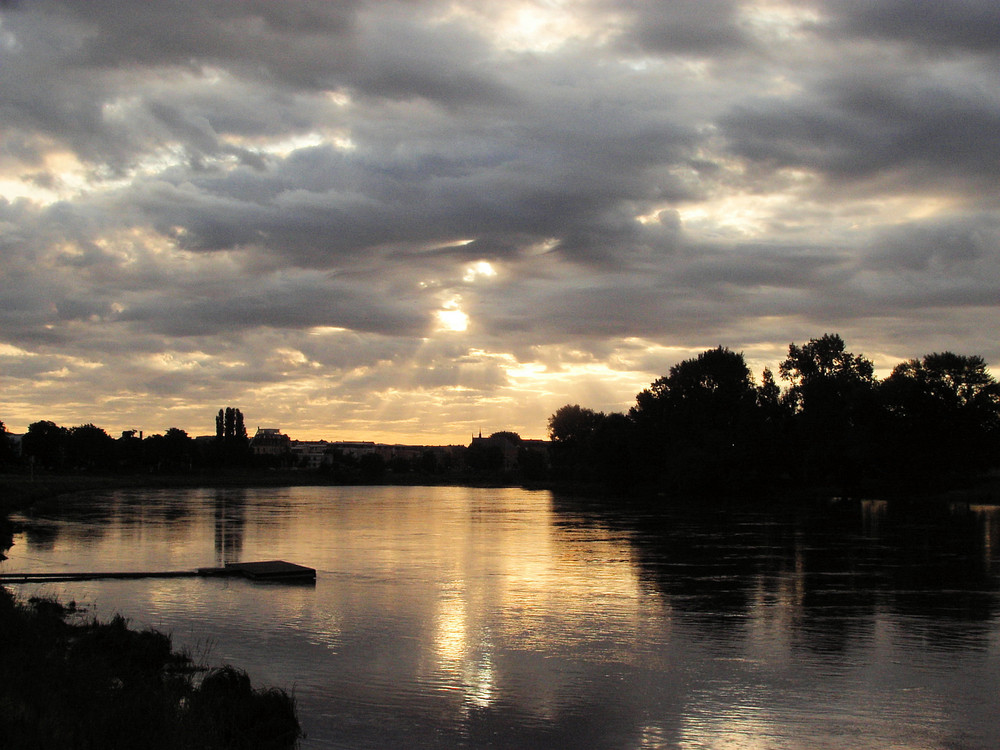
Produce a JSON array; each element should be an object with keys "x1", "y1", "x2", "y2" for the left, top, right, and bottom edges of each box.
[{"x1": 2, "y1": 0, "x2": 1000, "y2": 442}]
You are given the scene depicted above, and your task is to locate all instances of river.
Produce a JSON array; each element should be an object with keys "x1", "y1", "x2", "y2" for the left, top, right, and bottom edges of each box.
[{"x1": 2, "y1": 485, "x2": 999, "y2": 749}]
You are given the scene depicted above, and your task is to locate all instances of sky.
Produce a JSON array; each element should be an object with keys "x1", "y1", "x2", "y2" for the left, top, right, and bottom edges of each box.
[{"x1": 2, "y1": 0, "x2": 1000, "y2": 444}]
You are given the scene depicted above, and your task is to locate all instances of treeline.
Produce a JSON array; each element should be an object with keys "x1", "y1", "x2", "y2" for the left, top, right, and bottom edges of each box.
[
  {"x1": 0, "y1": 407, "x2": 254, "y2": 475},
  {"x1": 548, "y1": 334, "x2": 1000, "y2": 498}
]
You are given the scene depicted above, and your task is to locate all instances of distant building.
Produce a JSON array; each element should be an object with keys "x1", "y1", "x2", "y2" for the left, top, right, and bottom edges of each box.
[
  {"x1": 469, "y1": 431, "x2": 550, "y2": 471},
  {"x1": 290, "y1": 440, "x2": 329, "y2": 469},
  {"x1": 250, "y1": 427, "x2": 290, "y2": 456},
  {"x1": 329, "y1": 441, "x2": 378, "y2": 458}
]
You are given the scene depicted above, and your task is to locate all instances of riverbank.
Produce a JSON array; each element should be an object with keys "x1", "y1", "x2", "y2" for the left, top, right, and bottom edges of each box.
[
  {"x1": 0, "y1": 472, "x2": 310, "y2": 748},
  {"x1": 0, "y1": 471, "x2": 336, "y2": 513},
  {"x1": 0, "y1": 586, "x2": 301, "y2": 749},
  {"x1": 0, "y1": 469, "x2": 530, "y2": 513}
]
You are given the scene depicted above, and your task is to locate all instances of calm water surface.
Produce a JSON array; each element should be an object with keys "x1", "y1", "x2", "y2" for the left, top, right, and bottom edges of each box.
[{"x1": 3, "y1": 485, "x2": 999, "y2": 749}]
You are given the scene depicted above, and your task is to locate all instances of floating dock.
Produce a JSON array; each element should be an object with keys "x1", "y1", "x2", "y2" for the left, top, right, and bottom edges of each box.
[
  {"x1": 203, "y1": 560, "x2": 317, "y2": 581},
  {"x1": 0, "y1": 560, "x2": 316, "y2": 584}
]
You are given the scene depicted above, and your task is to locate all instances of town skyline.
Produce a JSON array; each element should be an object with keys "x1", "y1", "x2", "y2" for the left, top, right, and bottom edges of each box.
[{"x1": 3, "y1": 1, "x2": 999, "y2": 444}]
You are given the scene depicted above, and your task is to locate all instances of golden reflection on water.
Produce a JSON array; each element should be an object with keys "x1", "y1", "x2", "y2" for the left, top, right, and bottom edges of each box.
[
  {"x1": 6, "y1": 486, "x2": 1000, "y2": 749},
  {"x1": 399, "y1": 487, "x2": 670, "y2": 713},
  {"x1": 433, "y1": 592, "x2": 495, "y2": 708},
  {"x1": 124, "y1": 486, "x2": 673, "y2": 718}
]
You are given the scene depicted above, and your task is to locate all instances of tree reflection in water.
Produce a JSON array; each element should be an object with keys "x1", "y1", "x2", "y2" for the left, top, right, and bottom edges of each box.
[{"x1": 551, "y1": 493, "x2": 1000, "y2": 655}]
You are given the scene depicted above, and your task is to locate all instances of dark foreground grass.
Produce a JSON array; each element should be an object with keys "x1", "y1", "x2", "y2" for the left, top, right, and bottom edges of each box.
[{"x1": 0, "y1": 586, "x2": 302, "y2": 749}]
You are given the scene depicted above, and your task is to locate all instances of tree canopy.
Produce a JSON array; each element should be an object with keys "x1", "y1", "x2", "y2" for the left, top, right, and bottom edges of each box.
[
  {"x1": 877, "y1": 352, "x2": 1000, "y2": 484},
  {"x1": 550, "y1": 335, "x2": 1000, "y2": 498}
]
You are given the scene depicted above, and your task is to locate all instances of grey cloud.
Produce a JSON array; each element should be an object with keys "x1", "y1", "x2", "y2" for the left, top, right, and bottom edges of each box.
[
  {"x1": 673, "y1": 244, "x2": 852, "y2": 291},
  {"x1": 343, "y1": 359, "x2": 509, "y2": 393},
  {"x1": 59, "y1": 0, "x2": 360, "y2": 86},
  {"x1": 349, "y1": 13, "x2": 515, "y2": 106},
  {"x1": 864, "y1": 215, "x2": 1000, "y2": 272},
  {"x1": 616, "y1": 0, "x2": 755, "y2": 56},
  {"x1": 117, "y1": 272, "x2": 428, "y2": 338},
  {"x1": 124, "y1": 102, "x2": 692, "y2": 267},
  {"x1": 721, "y1": 74, "x2": 1000, "y2": 189},
  {"x1": 817, "y1": 0, "x2": 1000, "y2": 54},
  {"x1": 7, "y1": 0, "x2": 700, "y2": 273},
  {"x1": 839, "y1": 215, "x2": 1000, "y2": 314}
]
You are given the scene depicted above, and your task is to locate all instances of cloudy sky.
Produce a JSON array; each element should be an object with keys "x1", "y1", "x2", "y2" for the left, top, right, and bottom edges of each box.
[{"x1": 2, "y1": 0, "x2": 999, "y2": 443}]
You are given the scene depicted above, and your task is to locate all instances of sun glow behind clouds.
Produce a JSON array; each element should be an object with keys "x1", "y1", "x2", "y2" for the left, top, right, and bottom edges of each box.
[
  {"x1": 463, "y1": 260, "x2": 497, "y2": 282},
  {"x1": 442, "y1": 1, "x2": 609, "y2": 53},
  {"x1": 436, "y1": 296, "x2": 470, "y2": 332}
]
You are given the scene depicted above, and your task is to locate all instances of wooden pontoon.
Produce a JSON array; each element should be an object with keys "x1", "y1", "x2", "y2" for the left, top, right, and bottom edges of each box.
[
  {"x1": 203, "y1": 560, "x2": 317, "y2": 581},
  {"x1": 0, "y1": 560, "x2": 316, "y2": 584}
]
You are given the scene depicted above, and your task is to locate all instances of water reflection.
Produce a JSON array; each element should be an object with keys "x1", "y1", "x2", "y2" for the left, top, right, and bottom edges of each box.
[
  {"x1": 964, "y1": 503, "x2": 1000, "y2": 575},
  {"x1": 552, "y1": 493, "x2": 1000, "y2": 651},
  {"x1": 213, "y1": 489, "x2": 246, "y2": 565},
  {"x1": 2, "y1": 487, "x2": 999, "y2": 750}
]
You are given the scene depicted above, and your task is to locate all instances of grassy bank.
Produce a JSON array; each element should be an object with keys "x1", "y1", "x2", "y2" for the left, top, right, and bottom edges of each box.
[{"x1": 0, "y1": 586, "x2": 301, "y2": 749}]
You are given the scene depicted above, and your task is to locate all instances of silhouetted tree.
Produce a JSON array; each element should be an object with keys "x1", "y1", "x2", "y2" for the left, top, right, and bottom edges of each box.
[
  {"x1": 548, "y1": 404, "x2": 602, "y2": 480},
  {"x1": 780, "y1": 334, "x2": 875, "y2": 409},
  {"x1": 757, "y1": 367, "x2": 782, "y2": 412},
  {"x1": 548, "y1": 405, "x2": 601, "y2": 444},
  {"x1": 878, "y1": 352, "x2": 1000, "y2": 489},
  {"x1": 217, "y1": 408, "x2": 247, "y2": 443},
  {"x1": 779, "y1": 334, "x2": 877, "y2": 491},
  {"x1": 545, "y1": 336, "x2": 1000, "y2": 497},
  {"x1": 754, "y1": 367, "x2": 793, "y2": 484},
  {"x1": 590, "y1": 411, "x2": 638, "y2": 484},
  {"x1": 116, "y1": 430, "x2": 144, "y2": 471},
  {"x1": 147, "y1": 427, "x2": 195, "y2": 472},
  {"x1": 464, "y1": 443, "x2": 505, "y2": 473},
  {"x1": 214, "y1": 407, "x2": 250, "y2": 466},
  {"x1": 67, "y1": 424, "x2": 116, "y2": 472},
  {"x1": 548, "y1": 405, "x2": 633, "y2": 483},
  {"x1": 630, "y1": 347, "x2": 764, "y2": 493},
  {"x1": 0, "y1": 419, "x2": 16, "y2": 467},
  {"x1": 517, "y1": 445, "x2": 549, "y2": 481},
  {"x1": 22, "y1": 420, "x2": 69, "y2": 471}
]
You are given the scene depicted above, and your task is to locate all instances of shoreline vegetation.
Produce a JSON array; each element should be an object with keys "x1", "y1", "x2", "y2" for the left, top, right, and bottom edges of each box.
[
  {"x1": 0, "y1": 471, "x2": 315, "y2": 749},
  {"x1": 0, "y1": 586, "x2": 302, "y2": 750}
]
